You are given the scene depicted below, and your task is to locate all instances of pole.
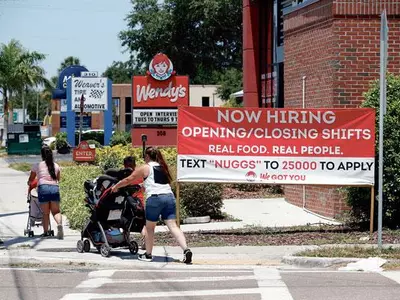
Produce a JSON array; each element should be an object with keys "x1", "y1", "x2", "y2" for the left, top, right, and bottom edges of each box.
[
  {"x1": 22, "y1": 89, "x2": 25, "y2": 124},
  {"x1": 79, "y1": 94, "x2": 85, "y2": 144},
  {"x1": 176, "y1": 181, "x2": 181, "y2": 228},
  {"x1": 302, "y1": 76, "x2": 306, "y2": 209},
  {"x1": 378, "y1": 10, "x2": 388, "y2": 249},
  {"x1": 370, "y1": 186, "x2": 375, "y2": 235},
  {"x1": 36, "y1": 92, "x2": 39, "y2": 121}
]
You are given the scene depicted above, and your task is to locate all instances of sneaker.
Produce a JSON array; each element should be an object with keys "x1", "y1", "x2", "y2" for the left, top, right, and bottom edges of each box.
[
  {"x1": 183, "y1": 249, "x2": 192, "y2": 264},
  {"x1": 138, "y1": 253, "x2": 153, "y2": 262},
  {"x1": 40, "y1": 232, "x2": 50, "y2": 238},
  {"x1": 57, "y1": 225, "x2": 64, "y2": 240}
]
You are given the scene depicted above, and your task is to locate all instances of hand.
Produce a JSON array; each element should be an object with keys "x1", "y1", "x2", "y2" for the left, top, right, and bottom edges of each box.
[{"x1": 111, "y1": 185, "x2": 119, "y2": 193}]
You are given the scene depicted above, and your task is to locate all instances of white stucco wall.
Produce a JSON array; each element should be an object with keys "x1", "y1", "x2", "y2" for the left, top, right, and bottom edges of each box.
[{"x1": 189, "y1": 85, "x2": 223, "y2": 107}]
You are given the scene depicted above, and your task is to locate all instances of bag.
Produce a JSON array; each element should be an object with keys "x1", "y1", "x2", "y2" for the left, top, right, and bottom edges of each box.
[{"x1": 105, "y1": 228, "x2": 124, "y2": 244}]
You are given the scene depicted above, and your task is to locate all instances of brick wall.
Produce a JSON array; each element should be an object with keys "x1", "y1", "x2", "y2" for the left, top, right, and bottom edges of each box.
[{"x1": 283, "y1": 0, "x2": 400, "y2": 218}]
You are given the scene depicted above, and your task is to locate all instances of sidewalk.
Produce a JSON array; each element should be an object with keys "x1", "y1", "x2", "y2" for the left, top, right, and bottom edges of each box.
[{"x1": 0, "y1": 157, "x2": 341, "y2": 266}]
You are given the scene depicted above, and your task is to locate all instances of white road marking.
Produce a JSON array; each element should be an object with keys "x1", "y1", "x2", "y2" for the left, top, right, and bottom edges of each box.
[
  {"x1": 60, "y1": 288, "x2": 270, "y2": 300},
  {"x1": 254, "y1": 267, "x2": 294, "y2": 300},
  {"x1": 380, "y1": 271, "x2": 400, "y2": 284},
  {"x1": 77, "y1": 275, "x2": 256, "y2": 288}
]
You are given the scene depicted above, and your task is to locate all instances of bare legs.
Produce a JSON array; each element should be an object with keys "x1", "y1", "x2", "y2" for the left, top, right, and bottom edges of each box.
[
  {"x1": 40, "y1": 201, "x2": 63, "y2": 238},
  {"x1": 144, "y1": 219, "x2": 188, "y2": 255}
]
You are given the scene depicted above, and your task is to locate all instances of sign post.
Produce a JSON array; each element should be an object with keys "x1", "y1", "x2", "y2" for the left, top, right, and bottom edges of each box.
[
  {"x1": 79, "y1": 94, "x2": 85, "y2": 144},
  {"x1": 378, "y1": 10, "x2": 388, "y2": 249}
]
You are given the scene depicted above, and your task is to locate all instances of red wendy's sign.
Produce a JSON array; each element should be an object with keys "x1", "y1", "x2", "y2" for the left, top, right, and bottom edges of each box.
[
  {"x1": 132, "y1": 53, "x2": 189, "y2": 108},
  {"x1": 73, "y1": 141, "x2": 96, "y2": 162}
]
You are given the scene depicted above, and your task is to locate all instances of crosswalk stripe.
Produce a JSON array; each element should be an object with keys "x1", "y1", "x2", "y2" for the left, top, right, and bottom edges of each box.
[
  {"x1": 77, "y1": 275, "x2": 256, "y2": 288},
  {"x1": 254, "y1": 268, "x2": 294, "y2": 300},
  {"x1": 60, "y1": 288, "x2": 286, "y2": 300}
]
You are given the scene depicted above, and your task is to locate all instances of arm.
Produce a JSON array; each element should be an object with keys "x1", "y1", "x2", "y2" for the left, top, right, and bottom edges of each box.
[
  {"x1": 28, "y1": 171, "x2": 36, "y2": 186},
  {"x1": 111, "y1": 165, "x2": 148, "y2": 193}
]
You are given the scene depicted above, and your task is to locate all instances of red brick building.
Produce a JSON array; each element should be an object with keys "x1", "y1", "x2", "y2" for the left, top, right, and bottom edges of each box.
[{"x1": 243, "y1": 0, "x2": 400, "y2": 218}]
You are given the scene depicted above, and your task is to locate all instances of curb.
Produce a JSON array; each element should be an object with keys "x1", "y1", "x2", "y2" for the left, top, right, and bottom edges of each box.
[{"x1": 282, "y1": 255, "x2": 359, "y2": 268}]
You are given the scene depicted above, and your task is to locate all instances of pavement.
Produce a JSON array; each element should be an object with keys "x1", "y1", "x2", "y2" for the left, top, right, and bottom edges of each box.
[{"x1": 0, "y1": 154, "x2": 373, "y2": 269}]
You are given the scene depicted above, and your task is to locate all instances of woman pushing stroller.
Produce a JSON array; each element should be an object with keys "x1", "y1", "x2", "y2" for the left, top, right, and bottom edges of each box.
[
  {"x1": 111, "y1": 146, "x2": 193, "y2": 264},
  {"x1": 27, "y1": 146, "x2": 63, "y2": 239}
]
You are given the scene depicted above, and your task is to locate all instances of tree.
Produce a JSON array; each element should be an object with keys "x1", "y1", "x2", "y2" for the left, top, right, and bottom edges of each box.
[
  {"x1": 346, "y1": 74, "x2": 400, "y2": 228},
  {"x1": 119, "y1": 0, "x2": 242, "y2": 83},
  {"x1": 0, "y1": 40, "x2": 46, "y2": 143},
  {"x1": 102, "y1": 61, "x2": 144, "y2": 83},
  {"x1": 58, "y1": 56, "x2": 82, "y2": 73},
  {"x1": 216, "y1": 68, "x2": 242, "y2": 101}
]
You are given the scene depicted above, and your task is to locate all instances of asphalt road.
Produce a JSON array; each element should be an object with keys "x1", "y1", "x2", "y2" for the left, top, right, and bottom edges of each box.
[{"x1": 2, "y1": 266, "x2": 400, "y2": 300}]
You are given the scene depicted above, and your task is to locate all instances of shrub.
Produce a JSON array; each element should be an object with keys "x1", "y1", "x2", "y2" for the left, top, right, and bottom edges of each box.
[
  {"x1": 95, "y1": 145, "x2": 177, "y2": 170},
  {"x1": 110, "y1": 131, "x2": 131, "y2": 146},
  {"x1": 85, "y1": 139, "x2": 102, "y2": 149},
  {"x1": 60, "y1": 165, "x2": 102, "y2": 230},
  {"x1": 49, "y1": 141, "x2": 56, "y2": 151},
  {"x1": 179, "y1": 183, "x2": 223, "y2": 218},
  {"x1": 346, "y1": 73, "x2": 400, "y2": 228},
  {"x1": 55, "y1": 132, "x2": 69, "y2": 150}
]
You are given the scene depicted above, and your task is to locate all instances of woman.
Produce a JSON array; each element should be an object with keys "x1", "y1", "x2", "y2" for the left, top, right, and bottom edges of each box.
[
  {"x1": 111, "y1": 146, "x2": 192, "y2": 264},
  {"x1": 28, "y1": 146, "x2": 63, "y2": 239}
]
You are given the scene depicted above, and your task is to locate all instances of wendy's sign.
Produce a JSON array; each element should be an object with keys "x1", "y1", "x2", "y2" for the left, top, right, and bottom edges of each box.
[{"x1": 132, "y1": 53, "x2": 189, "y2": 108}]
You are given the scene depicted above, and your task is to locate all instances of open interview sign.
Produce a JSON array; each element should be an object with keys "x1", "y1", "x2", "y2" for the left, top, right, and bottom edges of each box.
[{"x1": 177, "y1": 107, "x2": 375, "y2": 185}]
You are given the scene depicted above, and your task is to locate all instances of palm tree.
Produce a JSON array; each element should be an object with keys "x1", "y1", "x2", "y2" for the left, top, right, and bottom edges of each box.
[
  {"x1": 16, "y1": 51, "x2": 47, "y2": 123},
  {"x1": 0, "y1": 40, "x2": 46, "y2": 144},
  {"x1": 58, "y1": 56, "x2": 82, "y2": 73}
]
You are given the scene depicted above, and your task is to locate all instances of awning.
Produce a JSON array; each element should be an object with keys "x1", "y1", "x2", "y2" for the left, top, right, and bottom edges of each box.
[{"x1": 230, "y1": 90, "x2": 243, "y2": 98}]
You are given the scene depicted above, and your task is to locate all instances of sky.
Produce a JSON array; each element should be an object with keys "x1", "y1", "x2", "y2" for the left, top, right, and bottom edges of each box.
[{"x1": 0, "y1": 0, "x2": 132, "y2": 79}]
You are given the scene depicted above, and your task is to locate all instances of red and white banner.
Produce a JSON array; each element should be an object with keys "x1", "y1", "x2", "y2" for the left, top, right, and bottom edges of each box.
[{"x1": 177, "y1": 107, "x2": 376, "y2": 185}]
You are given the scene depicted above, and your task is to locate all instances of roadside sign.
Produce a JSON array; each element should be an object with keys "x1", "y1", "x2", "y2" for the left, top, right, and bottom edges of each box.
[{"x1": 73, "y1": 141, "x2": 96, "y2": 162}]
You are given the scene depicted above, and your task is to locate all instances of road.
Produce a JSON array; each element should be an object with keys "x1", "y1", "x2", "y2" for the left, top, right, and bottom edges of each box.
[
  {"x1": 2, "y1": 265, "x2": 400, "y2": 300},
  {"x1": 2, "y1": 153, "x2": 72, "y2": 165}
]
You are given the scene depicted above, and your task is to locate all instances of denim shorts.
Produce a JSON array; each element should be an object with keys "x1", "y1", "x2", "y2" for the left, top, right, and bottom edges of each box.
[
  {"x1": 145, "y1": 193, "x2": 176, "y2": 222},
  {"x1": 37, "y1": 184, "x2": 60, "y2": 203}
]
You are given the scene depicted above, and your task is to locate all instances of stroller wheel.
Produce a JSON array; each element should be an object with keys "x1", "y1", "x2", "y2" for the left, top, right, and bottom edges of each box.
[
  {"x1": 129, "y1": 240, "x2": 139, "y2": 255},
  {"x1": 83, "y1": 240, "x2": 91, "y2": 252},
  {"x1": 24, "y1": 229, "x2": 28, "y2": 236},
  {"x1": 100, "y1": 244, "x2": 111, "y2": 257},
  {"x1": 29, "y1": 231, "x2": 34, "y2": 237},
  {"x1": 77, "y1": 240, "x2": 84, "y2": 253}
]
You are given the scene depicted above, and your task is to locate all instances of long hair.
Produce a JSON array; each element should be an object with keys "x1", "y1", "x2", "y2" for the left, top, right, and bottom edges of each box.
[
  {"x1": 41, "y1": 146, "x2": 57, "y2": 180},
  {"x1": 145, "y1": 146, "x2": 172, "y2": 183}
]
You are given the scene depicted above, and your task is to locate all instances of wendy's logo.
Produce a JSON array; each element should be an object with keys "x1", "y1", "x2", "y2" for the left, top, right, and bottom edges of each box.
[{"x1": 148, "y1": 53, "x2": 175, "y2": 81}]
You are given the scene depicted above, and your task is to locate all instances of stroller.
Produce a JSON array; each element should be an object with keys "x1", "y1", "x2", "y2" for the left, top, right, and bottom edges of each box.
[
  {"x1": 24, "y1": 179, "x2": 54, "y2": 237},
  {"x1": 77, "y1": 171, "x2": 145, "y2": 257}
]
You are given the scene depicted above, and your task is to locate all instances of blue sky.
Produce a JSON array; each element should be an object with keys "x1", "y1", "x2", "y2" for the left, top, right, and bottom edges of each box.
[{"x1": 0, "y1": 0, "x2": 132, "y2": 79}]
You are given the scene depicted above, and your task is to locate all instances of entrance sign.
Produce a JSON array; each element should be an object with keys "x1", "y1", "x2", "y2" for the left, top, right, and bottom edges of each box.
[
  {"x1": 71, "y1": 77, "x2": 108, "y2": 112},
  {"x1": 73, "y1": 141, "x2": 96, "y2": 162},
  {"x1": 133, "y1": 109, "x2": 177, "y2": 126},
  {"x1": 177, "y1": 107, "x2": 376, "y2": 185}
]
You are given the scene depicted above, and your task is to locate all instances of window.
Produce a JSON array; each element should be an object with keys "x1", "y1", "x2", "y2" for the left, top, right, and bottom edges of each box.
[
  {"x1": 125, "y1": 97, "x2": 132, "y2": 132},
  {"x1": 202, "y1": 97, "x2": 210, "y2": 107}
]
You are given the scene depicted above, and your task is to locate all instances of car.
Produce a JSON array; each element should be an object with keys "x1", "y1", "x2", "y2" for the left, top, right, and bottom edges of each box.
[{"x1": 42, "y1": 136, "x2": 56, "y2": 147}]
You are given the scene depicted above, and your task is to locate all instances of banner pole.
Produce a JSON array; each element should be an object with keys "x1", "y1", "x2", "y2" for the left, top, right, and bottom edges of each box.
[
  {"x1": 176, "y1": 181, "x2": 181, "y2": 228},
  {"x1": 370, "y1": 186, "x2": 375, "y2": 235}
]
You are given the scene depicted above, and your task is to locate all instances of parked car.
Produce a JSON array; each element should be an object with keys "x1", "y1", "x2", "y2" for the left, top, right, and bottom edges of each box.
[{"x1": 42, "y1": 136, "x2": 56, "y2": 147}]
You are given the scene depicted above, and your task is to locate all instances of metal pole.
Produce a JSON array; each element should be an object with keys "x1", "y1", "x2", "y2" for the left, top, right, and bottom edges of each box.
[
  {"x1": 370, "y1": 186, "x2": 375, "y2": 235},
  {"x1": 22, "y1": 89, "x2": 25, "y2": 124},
  {"x1": 79, "y1": 94, "x2": 84, "y2": 144},
  {"x1": 36, "y1": 92, "x2": 39, "y2": 121},
  {"x1": 378, "y1": 10, "x2": 388, "y2": 249}
]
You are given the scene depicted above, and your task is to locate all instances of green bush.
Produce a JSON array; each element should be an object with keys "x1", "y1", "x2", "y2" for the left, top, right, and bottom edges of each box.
[
  {"x1": 60, "y1": 165, "x2": 102, "y2": 230},
  {"x1": 346, "y1": 73, "x2": 400, "y2": 228},
  {"x1": 179, "y1": 183, "x2": 223, "y2": 218},
  {"x1": 110, "y1": 131, "x2": 131, "y2": 146},
  {"x1": 55, "y1": 132, "x2": 68, "y2": 150},
  {"x1": 85, "y1": 139, "x2": 102, "y2": 149}
]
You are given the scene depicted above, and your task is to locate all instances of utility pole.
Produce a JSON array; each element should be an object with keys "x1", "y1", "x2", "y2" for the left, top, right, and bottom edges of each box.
[
  {"x1": 36, "y1": 92, "x2": 39, "y2": 121},
  {"x1": 79, "y1": 94, "x2": 85, "y2": 144}
]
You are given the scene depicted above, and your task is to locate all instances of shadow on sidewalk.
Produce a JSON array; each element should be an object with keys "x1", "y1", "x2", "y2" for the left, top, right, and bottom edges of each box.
[
  {"x1": 2, "y1": 236, "x2": 44, "y2": 249},
  {"x1": 0, "y1": 211, "x2": 28, "y2": 218}
]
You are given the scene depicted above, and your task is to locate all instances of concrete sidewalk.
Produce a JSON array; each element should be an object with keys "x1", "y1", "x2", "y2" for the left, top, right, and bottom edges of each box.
[{"x1": 0, "y1": 157, "x2": 341, "y2": 267}]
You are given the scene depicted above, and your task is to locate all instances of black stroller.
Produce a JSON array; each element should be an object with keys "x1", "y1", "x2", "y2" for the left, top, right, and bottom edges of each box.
[{"x1": 77, "y1": 171, "x2": 145, "y2": 257}]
